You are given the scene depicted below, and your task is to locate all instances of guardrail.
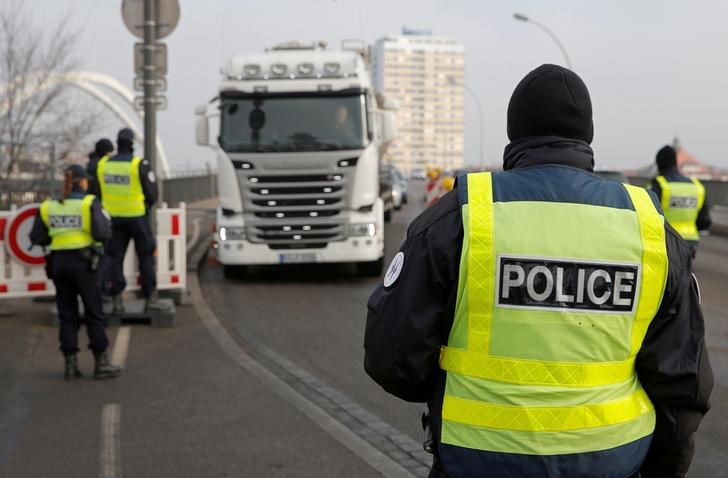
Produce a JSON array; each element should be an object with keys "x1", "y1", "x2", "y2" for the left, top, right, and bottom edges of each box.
[
  {"x1": 627, "y1": 177, "x2": 728, "y2": 207},
  {"x1": 1, "y1": 173, "x2": 218, "y2": 210}
]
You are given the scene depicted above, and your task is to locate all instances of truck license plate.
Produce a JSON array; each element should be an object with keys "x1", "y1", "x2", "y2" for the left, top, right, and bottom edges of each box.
[{"x1": 279, "y1": 253, "x2": 317, "y2": 264}]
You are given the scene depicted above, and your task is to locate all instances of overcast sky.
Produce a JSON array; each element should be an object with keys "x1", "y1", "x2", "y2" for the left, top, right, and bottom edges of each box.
[{"x1": 31, "y1": 0, "x2": 728, "y2": 171}]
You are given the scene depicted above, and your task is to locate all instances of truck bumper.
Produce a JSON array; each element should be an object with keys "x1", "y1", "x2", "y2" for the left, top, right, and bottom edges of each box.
[{"x1": 216, "y1": 236, "x2": 384, "y2": 265}]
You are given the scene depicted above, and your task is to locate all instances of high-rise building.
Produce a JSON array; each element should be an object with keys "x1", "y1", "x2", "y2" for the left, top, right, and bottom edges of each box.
[{"x1": 371, "y1": 29, "x2": 465, "y2": 174}]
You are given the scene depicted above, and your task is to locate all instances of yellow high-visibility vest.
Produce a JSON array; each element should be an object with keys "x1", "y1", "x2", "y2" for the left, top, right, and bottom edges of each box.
[
  {"x1": 655, "y1": 175, "x2": 704, "y2": 242},
  {"x1": 439, "y1": 171, "x2": 668, "y2": 456},
  {"x1": 97, "y1": 156, "x2": 146, "y2": 218},
  {"x1": 39, "y1": 195, "x2": 95, "y2": 251}
]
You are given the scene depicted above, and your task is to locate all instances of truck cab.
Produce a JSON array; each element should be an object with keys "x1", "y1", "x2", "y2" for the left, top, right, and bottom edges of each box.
[{"x1": 195, "y1": 42, "x2": 397, "y2": 277}]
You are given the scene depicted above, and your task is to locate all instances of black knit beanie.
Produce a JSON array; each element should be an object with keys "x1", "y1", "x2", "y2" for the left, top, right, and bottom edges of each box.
[
  {"x1": 656, "y1": 145, "x2": 677, "y2": 172},
  {"x1": 94, "y1": 138, "x2": 113, "y2": 156},
  {"x1": 507, "y1": 64, "x2": 594, "y2": 144}
]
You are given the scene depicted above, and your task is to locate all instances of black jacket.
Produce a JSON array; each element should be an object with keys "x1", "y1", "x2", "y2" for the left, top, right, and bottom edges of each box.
[
  {"x1": 89, "y1": 151, "x2": 159, "y2": 215},
  {"x1": 650, "y1": 166, "x2": 712, "y2": 232},
  {"x1": 29, "y1": 189, "x2": 112, "y2": 247},
  {"x1": 364, "y1": 136, "x2": 713, "y2": 477}
]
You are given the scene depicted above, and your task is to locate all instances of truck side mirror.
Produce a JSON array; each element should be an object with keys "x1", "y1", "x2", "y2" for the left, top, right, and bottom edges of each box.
[{"x1": 195, "y1": 104, "x2": 210, "y2": 146}]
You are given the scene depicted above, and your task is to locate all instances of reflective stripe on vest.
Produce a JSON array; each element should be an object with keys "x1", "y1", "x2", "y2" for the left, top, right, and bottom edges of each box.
[
  {"x1": 439, "y1": 172, "x2": 669, "y2": 456},
  {"x1": 97, "y1": 156, "x2": 146, "y2": 217},
  {"x1": 39, "y1": 195, "x2": 95, "y2": 251},
  {"x1": 655, "y1": 175, "x2": 704, "y2": 241}
]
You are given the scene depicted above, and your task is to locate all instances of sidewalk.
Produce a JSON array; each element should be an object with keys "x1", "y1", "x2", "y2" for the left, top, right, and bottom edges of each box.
[{"x1": 0, "y1": 197, "x2": 385, "y2": 478}]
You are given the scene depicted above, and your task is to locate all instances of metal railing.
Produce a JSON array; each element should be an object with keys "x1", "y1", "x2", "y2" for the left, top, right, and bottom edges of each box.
[{"x1": 1, "y1": 172, "x2": 218, "y2": 210}]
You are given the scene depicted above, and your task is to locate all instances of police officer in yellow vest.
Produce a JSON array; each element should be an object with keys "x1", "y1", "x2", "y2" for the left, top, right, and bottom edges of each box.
[
  {"x1": 650, "y1": 145, "x2": 711, "y2": 252},
  {"x1": 29, "y1": 165, "x2": 122, "y2": 380},
  {"x1": 97, "y1": 128, "x2": 167, "y2": 312},
  {"x1": 365, "y1": 65, "x2": 713, "y2": 478}
]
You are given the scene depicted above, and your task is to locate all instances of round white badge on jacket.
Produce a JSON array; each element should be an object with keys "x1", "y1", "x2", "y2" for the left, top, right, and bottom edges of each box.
[{"x1": 383, "y1": 252, "x2": 405, "y2": 287}]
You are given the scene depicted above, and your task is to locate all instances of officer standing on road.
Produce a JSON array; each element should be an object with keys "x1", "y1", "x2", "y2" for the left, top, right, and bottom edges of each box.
[
  {"x1": 650, "y1": 145, "x2": 711, "y2": 253},
  {"x1": 364, "y1": 65, "x2": 713, "y2": 477},
  {"x1": 97, "y1": 127, "x2": 167, "y2": 313},
  {"x1": 29, "y1": 165, "x2": 123, "y2": 380},
  {"x1": 86, "y1": 138, "x2": 114, "y2": 196}
]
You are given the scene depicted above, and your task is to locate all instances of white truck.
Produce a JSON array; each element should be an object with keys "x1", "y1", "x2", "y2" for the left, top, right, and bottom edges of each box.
[{"x1": 195, "y1": 42, "x2": 397, "y2": 277}]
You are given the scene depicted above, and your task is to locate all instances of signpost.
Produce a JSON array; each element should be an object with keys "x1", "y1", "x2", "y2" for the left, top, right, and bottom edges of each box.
[
  {"x1": 121, "y1": 0, "x2": 179, "y2": 232},
  {"x1": 3, "y1": 204, "x2": 46, "y2": 267}
]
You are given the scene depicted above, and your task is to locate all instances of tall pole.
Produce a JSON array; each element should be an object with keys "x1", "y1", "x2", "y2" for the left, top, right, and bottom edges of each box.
[
  {"x1": 143, "y1": 0, "x2": 159, "y2": 230},
  {"x1": 513, "y1": 13, "x2": 573, "y2": 70},
  {"x1": 463, "y1": 84, "x2": 486, "y2": 171},
  {"x1": 449, "y1": 77, "x2": 486, "y2": 171}
]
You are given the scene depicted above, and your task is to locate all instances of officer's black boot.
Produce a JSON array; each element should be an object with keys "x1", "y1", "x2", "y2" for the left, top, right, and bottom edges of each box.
[
  {"x1": 64, "y1": 354, "x2": 82, "y2": 380},
  {"x1": 94, "y1": 351, "x2": 122, "y2": 380}
]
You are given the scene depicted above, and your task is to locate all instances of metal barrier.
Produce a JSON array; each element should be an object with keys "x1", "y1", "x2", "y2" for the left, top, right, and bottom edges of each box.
[
  {"x1": 162, "y1": 173, "x2": 217, "y2": 206},
  {"x1": 0, "y1": 203, "x2": 186, "y2": 299}
]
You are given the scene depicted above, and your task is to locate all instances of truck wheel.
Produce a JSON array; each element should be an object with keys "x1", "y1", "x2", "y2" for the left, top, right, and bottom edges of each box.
[
  {"x1": 384, "y1": 209, "x2": 392, "y2": 223},
  {"x1": 223, "y1": 265, "x2": 247, "y2": 279},
  {"x1": 357, "y1": 257, "x2": 384, "y2": 277}
]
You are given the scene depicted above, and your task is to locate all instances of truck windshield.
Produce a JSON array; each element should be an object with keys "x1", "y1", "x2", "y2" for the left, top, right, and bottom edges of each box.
[{"x1": 219, "y1": 93, "x2": 368, "y2": 152}]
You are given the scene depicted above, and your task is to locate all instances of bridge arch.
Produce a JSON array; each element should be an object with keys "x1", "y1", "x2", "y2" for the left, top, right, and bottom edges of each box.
[{"x1": 0, "y1": 70, "x2": 170, "y2": 176}]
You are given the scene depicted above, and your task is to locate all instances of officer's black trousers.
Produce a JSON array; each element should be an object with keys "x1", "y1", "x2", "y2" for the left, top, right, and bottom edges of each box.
[
  {"x1": 106, "y1": 217, "x2": 156, "y2": 297},
  {"x1": 51, "y1": 251, "x2": 109, "y2": 356}
]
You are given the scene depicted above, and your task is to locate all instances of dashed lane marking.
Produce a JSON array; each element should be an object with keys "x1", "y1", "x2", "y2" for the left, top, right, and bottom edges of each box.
[
  {"x1": 110, "y1": 327, "x2": 131, "y2": 368},
  {"x1": 188, "y1": 273, "x2": 417, "y2": 478},
  {"x1": 99, "y1": 403, "x2": 121, "y2": 478}
]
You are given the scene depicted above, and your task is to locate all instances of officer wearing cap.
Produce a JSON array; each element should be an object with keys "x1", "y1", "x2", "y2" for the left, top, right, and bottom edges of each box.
[
  {"x1": 97, "y1": 127, "x2": 167, "y2": 312},
  {"x1": 650, "y1": 145, "x2": 711, "y2": 253},
  {"x1": 365, "y1": 65, "x2": 713, "y2": 477},
  {"x1": 29, "y1": 165, "x2": 122, "y2": 380}
]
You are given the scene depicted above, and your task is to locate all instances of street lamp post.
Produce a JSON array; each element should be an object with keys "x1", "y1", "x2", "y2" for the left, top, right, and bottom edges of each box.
[
  {"x1": 449, "y1": 77, "x2": 485, "y2": 171},
  {"x1": 513, "y1": 13, "x2": 573, "y2": 70}
]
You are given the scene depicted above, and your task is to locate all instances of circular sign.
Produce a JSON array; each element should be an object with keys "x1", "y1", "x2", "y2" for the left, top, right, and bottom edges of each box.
[
  {"x1": 4, "y1": 204, "x2": 46, "y2": 266},
  {"x1": 122, "y1": 0, "x2": 180, "y2": 40}
]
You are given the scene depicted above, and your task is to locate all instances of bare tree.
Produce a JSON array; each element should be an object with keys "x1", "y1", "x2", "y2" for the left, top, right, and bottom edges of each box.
[{"x1": 0, "y1": 0, "x2": 87, "y2": 179}]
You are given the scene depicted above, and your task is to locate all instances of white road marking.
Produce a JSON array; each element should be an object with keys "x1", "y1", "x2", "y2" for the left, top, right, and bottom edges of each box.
[
  {"x1": 99, "y1": 403, "x2": 122, "y2": 478},
  {"x1": 110, "y1": 327, "x2": 131, "y2": 368},
  {"x1": 186, "y1": 217, "x2": 202, "y2": 254},
  {"x1": 187, "y1": 274, "x2": 415, "y2": 478}
]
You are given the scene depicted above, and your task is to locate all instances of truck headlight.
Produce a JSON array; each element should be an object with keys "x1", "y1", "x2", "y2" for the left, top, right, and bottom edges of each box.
[
  {"x1": 349, "y1": 223, "x2": 376, "y2": 237},
  {"x1": 219, "y1": 226, "x2": 246, "y2": 241}
]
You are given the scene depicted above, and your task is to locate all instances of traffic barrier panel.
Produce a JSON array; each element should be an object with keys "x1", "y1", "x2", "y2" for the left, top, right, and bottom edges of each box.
[{"x1": 0, "y1": 203, "x2": 187, "y2": 299}]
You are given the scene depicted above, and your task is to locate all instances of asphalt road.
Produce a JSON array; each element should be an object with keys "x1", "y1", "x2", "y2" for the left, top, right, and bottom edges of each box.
[{"x1": 0, "y1": 182, "x2": 726, "y2": 477}]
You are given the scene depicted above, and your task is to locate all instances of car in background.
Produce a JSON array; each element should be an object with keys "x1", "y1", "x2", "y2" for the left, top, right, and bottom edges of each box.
[
  {"x1": 391, "y1": 167, "x2": 408, "y2": 206},
  {"x1": 593, "y1": 170, "x2": 628, "y2": 183},
  {"x1": 381, "y1": 165, "x2": 407, "y2": 211},
  {"x1": 410, "y1": 167, "x2": 426, "y2": 180}
]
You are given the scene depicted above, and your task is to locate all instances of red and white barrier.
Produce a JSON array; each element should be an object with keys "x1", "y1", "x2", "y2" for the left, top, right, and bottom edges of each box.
[{"x1": 0, "y1": 203, "x2": 187, "y2": 299}]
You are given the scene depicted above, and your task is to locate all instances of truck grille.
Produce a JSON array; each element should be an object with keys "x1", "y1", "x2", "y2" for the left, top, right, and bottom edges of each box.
[{"x1": 239, "y1": 165, "x2": 351, "y2": 249}]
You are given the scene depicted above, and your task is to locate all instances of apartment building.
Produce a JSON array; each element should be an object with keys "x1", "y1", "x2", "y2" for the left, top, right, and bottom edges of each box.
[{"x1": 371, "y1": 29, "x2": 465, "y2": 173}]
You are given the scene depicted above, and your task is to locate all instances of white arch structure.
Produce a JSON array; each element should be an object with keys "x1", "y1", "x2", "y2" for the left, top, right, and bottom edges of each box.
[{"x1": 0, "y1": 70, "x2": 170, "y2": 177}]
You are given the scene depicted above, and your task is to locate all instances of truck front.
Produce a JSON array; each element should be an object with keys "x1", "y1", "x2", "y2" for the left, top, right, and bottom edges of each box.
[{"x1": 196, "y1": 45, "x2": 394, "y2": 276}]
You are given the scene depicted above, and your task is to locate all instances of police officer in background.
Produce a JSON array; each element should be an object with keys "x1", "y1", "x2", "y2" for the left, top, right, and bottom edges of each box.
[
  {"x1": 29, "y1": 165, "x2": 122, "y2": 380},
  {"x1": 97, "y1": 127, "x2": 167, "y2": 312},
  {"x1": 365, "y1": 65, "x2": 713, "y2": 477},
  {"x1": 650, "y1": 145, "x2": 711, "y2": 253},
  {"x1": 86, "y1": 138, "x2": 114, "y2": 196}
]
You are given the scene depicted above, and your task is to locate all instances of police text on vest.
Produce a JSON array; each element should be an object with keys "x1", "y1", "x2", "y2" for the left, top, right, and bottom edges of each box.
[
  {"x1": 49, "y1": 215, "x2": 82, "y2": 228},
  {"x1": 104, "y1": 174, "x2": 130, "y2": 185},
  {"x1": 496, "y1": 256, "x2": 639, "y2": 313}
]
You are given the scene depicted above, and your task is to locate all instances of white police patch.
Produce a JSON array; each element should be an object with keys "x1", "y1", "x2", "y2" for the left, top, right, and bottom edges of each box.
[
  {"x1": 383, "y1": 252, "x2": 404, "y2": 288},
  {"x1": 148, "y1": 171, "x2": 156, "y2": 183}
]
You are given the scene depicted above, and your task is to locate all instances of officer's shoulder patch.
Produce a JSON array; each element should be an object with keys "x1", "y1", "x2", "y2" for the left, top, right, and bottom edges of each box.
[
  {"x1": 148, "y1": 171, "x2": 156, "y2": 183},
  {"x1": 383, "y1": 252, "x2": 404, "y2": 288}
]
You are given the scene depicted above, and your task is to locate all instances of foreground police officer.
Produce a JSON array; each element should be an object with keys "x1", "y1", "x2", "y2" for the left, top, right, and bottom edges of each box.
[
  {"x1": 29, "y1": 165, "x2": 122, "y2": 380},
  {"x1": 650, "y1": 145, "x2": 711, "y2": 252},
  {"x1": 365, "y1": 65, "x2": 713, "y2": 478},
  {"x1": 97, "y1": 127, "x2": 167, "y2": 312}
]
